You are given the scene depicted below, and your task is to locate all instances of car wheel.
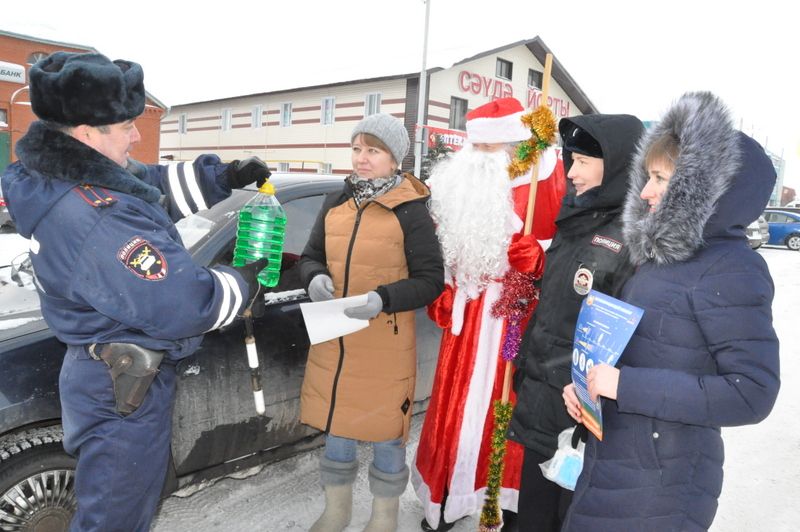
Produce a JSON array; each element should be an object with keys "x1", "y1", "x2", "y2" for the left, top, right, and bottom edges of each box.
[
  {"x1": 0, "y1": 427, "x2": 76, "y2": 532},
  {"x1": 786, "y1": 234, "x2": 800, "y2": 251}
]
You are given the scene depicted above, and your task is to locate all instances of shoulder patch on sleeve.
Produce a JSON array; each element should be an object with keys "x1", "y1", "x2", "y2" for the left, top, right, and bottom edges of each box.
[{"x1": 117, "y1": 236, "x2": 168, "y2": 281}]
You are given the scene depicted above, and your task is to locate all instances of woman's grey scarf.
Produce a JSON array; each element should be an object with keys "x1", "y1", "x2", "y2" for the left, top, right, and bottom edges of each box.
[{"x1": 347, "y1": 173, "x2": 401, "y2": 207}]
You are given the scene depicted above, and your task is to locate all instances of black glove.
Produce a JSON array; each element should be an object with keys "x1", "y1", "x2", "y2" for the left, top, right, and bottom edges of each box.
[
  {"x1": 232, "y1": 258, "x2": 269, "y2": 317},
  {"x1": 571, "y1": 424, "x2": 588, "y2": 448},
  {"x1": 227, "y1": 157, "x2": 271, "y2": 189}
]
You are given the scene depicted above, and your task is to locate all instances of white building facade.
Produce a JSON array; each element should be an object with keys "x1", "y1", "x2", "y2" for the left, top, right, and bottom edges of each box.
[{"x1": 160, "y1": 37, "x2": 597, "y2": 174}]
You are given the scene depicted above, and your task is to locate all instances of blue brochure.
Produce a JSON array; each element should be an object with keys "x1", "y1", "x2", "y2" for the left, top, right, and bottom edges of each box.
[{"x1": 571, "y1": 290, "x2": 643, "y2": 440}]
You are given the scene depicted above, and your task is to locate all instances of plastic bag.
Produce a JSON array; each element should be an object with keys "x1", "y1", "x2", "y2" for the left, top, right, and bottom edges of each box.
[{"x1": 539, "y1": 426, "x2": 584, "y2": 491}]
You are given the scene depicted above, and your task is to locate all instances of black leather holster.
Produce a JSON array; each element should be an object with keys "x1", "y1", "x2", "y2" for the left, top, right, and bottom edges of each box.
[{"x1": 89, "y1": 343, "x2": 165, "y2": 416}]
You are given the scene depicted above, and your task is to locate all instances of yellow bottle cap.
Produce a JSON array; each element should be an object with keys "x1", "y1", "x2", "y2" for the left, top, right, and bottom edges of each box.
[{"x1": 258, "y1": 181, "x2": 275, "y2": 195}]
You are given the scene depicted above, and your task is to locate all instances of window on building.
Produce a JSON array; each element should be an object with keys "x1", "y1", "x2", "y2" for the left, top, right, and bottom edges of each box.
[
  {"x1": 221, "y1": 109, "x2": 232, "y2": 131},
  {"x1": 496, "y1": 58, "x2": 513, "y2": 80},
  {"x1": 280, "y1": 103, "x2": 292, "y2": 127},
  {"x1": 365, "y1": 93, "x2": 381, "y2": 116},
  {"x1": 278, "y1": 162, "x2": 290, "y2": 172},
  {"x1": 26, "y1": 52, "x2": 48, "y2": 65},
  {"x1": 528, "y1": 69, "x2": 543, "y2": 89},
  {"x1": 321, "y1": 97, "x2": 335, "y2": 125},
  {"x1": 320, "y1": 163, "x2": 333, "y2": 174},
  {"x1": 178, "y1": 114, "x2": 187, "y2": 134},
  {"x1": 449, "y1": 97, "x2": 468, "y2": 131},
  {"x1": 0, "y1": 109, "x2": 7, "y2": 127},
  {"x1": 251, "y1": 105, "x2": 263, "y2": 129}
]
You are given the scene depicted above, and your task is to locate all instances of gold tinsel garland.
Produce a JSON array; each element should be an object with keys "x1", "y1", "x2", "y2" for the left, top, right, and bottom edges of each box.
[
  {"x1": 507, "y1": 106, "x2": 558, "y2": 178},
  {"x1": 478, "y1": 400, "x2": 514, "y2": 531}
]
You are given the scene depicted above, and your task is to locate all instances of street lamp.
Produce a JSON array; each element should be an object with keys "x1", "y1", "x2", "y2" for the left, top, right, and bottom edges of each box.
[{"x1": 413, "y1": 0, "x2": 431, "y2": 178}]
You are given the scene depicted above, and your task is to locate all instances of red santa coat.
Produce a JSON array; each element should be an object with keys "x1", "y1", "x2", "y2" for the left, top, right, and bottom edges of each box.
[{"x1": 412, "y1": 148, "x2": 565, "y2": 528}]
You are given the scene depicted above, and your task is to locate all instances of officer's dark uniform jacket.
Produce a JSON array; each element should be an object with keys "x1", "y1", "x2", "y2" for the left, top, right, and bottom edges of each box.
[
  {"x1": 508, "y1": 114, "x2": 644, "y2": 457},
  {"x1": 1, "y1": 121, "x2": 249, "y2": 361}
]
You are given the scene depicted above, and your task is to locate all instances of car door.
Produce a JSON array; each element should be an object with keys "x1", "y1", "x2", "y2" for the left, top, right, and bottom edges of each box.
[
  {"x1": 170, "y1": 183, "x2": 340, "y2": 477},
  {"x1": 765, "y1": 212, "x2": 791, "y2": 245}
]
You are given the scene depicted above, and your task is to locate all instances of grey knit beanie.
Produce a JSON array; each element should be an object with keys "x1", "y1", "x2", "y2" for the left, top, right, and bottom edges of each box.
[{"x1": 351, "y1": 113, "x2": 410, "y2": 165}]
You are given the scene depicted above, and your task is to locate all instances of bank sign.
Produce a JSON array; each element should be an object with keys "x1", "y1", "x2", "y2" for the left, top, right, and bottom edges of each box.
[{"x1": 0, "y1": 61, "x2": 26, "y2": 84}]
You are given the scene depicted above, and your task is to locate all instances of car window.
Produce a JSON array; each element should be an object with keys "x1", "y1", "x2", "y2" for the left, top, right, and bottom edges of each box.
[{"x1": 282, "y1": 195, "x2": 325, "y2": 255}]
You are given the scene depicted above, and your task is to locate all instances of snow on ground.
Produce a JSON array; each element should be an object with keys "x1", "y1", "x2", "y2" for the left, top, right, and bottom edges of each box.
[{"x1": 152, "y1": 247, "x2": 800, "y2": 532}]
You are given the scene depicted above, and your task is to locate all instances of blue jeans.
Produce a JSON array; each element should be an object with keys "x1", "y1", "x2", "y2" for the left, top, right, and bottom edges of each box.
[{"x1": 324, "y1": 434, "x2": 406, "y2": 474}]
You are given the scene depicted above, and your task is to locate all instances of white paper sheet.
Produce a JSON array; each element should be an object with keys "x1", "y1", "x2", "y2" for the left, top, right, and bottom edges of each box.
[{"x1": 300, "y1": 294, "x2": 370, "y2": 345}]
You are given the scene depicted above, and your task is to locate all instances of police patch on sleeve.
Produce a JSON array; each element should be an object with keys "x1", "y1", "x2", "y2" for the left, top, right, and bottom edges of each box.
[{"x1": 117, "y1": 236, "x2": 168, "y2": 281}]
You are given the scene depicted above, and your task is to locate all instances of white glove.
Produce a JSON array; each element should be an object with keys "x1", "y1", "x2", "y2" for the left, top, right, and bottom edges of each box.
[
  {"x1": 344, "y1": 291, "x2": 383, "y2": 320},
  {"x1": 308, "y1": 274, "x2": 335, "y2": 302}
]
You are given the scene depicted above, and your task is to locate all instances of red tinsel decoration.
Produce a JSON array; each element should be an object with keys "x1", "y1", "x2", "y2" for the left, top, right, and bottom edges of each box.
[{"x1": 491, "y1": 269, "x2": 538, "y2": 321}]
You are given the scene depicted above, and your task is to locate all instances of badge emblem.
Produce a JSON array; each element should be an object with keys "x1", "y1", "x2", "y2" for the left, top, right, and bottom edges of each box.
[
  {"x1": 117, "y1": 237, "x2": 168, "y2": 281},
  {"x1": 573, "y1": 267, "x2": 593, "y2": 296}
]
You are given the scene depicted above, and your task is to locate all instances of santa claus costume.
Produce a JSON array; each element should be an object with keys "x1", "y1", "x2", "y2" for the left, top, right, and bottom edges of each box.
[{"x1": 412, "y1": 98, "x2": 565, "y2": 529}]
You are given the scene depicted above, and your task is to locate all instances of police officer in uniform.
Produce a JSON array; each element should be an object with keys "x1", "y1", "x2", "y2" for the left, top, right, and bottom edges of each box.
[
  {"x1": 507, "y1": 114, "x2": 644, "y2": 532},
  {"x1": 0, "y1": 52, "x2": 270, "y2": 531}
]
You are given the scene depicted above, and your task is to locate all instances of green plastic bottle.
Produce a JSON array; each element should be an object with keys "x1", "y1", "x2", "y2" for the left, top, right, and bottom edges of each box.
[{"x1": 232, "y1": 181, "x2": 287, "y2": 287}]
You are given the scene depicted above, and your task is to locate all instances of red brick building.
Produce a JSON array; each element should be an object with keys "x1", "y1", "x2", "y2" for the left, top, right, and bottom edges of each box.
[{"x1": 1, "y1": 30, "x2": 166, "y2": 172}]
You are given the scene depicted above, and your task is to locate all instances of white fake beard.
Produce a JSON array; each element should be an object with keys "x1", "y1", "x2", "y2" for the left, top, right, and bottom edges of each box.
[{"x1": 428, "y1": 144, "x2": 516, "y2": 299}]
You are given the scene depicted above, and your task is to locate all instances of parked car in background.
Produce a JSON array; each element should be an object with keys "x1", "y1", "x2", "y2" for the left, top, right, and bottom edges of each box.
[
  {"x1": 763, "y1": 209, "x2": 800, "y2": 250},
  {"x1": 746, "y1": 215, "x2": 770, "y2": 249},
  {"x1": 0, "y1": 173, "x2": 442, "y2": 530}
]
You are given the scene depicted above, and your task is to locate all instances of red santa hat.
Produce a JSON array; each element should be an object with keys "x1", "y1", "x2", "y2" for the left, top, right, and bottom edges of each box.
[{"x1": 465, "y1": 97, "x2": 530, "y2": 144}]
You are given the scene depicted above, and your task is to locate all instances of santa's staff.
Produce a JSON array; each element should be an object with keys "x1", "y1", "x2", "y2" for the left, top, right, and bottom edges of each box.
[{"x1": 480, "y1": 53, "x2": 556, "y2": 532}]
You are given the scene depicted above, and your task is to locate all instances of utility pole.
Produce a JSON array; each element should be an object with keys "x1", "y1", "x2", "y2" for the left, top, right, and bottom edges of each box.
[{"x1": 413, "y1": 0, "x2": 431, "y2": 178}]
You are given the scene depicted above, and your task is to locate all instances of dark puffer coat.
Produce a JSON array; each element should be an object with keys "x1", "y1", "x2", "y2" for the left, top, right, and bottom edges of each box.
[
  {"x1": 509, "y1": 114, "x2": 643, "y2": 457},
  {"x1": 563, "y1": 92, "x2": 781, "y2": 532}
]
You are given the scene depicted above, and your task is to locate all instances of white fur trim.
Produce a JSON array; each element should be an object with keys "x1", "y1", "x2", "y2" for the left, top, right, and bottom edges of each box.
[
  {"x1": 467, "y1": 110, "x2": 529, "y2": 144},
  {"x1": 446, "y1": 282, "x2": 505, "y2": 519},
  {"x1": 451, "y1": 287, "x2": 468, "y2": 336},
  {"x1": 411, "y1": 463, "x2": 442, "y2": 529}
]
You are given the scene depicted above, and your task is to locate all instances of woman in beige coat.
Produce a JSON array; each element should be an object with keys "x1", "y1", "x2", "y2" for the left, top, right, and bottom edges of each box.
[{"x1": 299, "y1": 113, "x2": 443, "y2": 532}]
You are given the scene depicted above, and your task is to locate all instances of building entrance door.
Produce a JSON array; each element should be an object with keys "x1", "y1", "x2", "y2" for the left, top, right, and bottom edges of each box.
[{"x1": 0, "y1": 131, "x2": 10, "y2": 173}]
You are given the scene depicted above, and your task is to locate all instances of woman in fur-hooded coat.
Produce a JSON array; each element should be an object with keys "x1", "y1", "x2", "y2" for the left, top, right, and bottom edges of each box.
[{"x1": 561, "y1": 92, "x2": 781, "y2": 532}]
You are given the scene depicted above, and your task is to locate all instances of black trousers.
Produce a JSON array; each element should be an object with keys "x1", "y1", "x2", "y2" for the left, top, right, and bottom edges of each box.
[{"x1": 518, "y1": 447, "x2": 573, "y2": 532}]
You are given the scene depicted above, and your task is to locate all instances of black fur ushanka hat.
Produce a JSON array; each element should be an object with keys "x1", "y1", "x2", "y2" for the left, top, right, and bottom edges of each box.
[{"x1": 29, "y1": 51, "x2": 145, "y2": 127}]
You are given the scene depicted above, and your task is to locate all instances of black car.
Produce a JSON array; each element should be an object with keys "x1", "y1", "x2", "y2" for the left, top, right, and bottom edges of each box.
[{"x1": 0, "y1": 173, "x2": 441, "y2": 530}]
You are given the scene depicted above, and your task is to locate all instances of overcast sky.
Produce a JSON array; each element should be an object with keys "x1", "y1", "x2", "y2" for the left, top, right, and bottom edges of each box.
[{"x1": 4, "y1": 0, "x2": 798, "y2": 189}]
